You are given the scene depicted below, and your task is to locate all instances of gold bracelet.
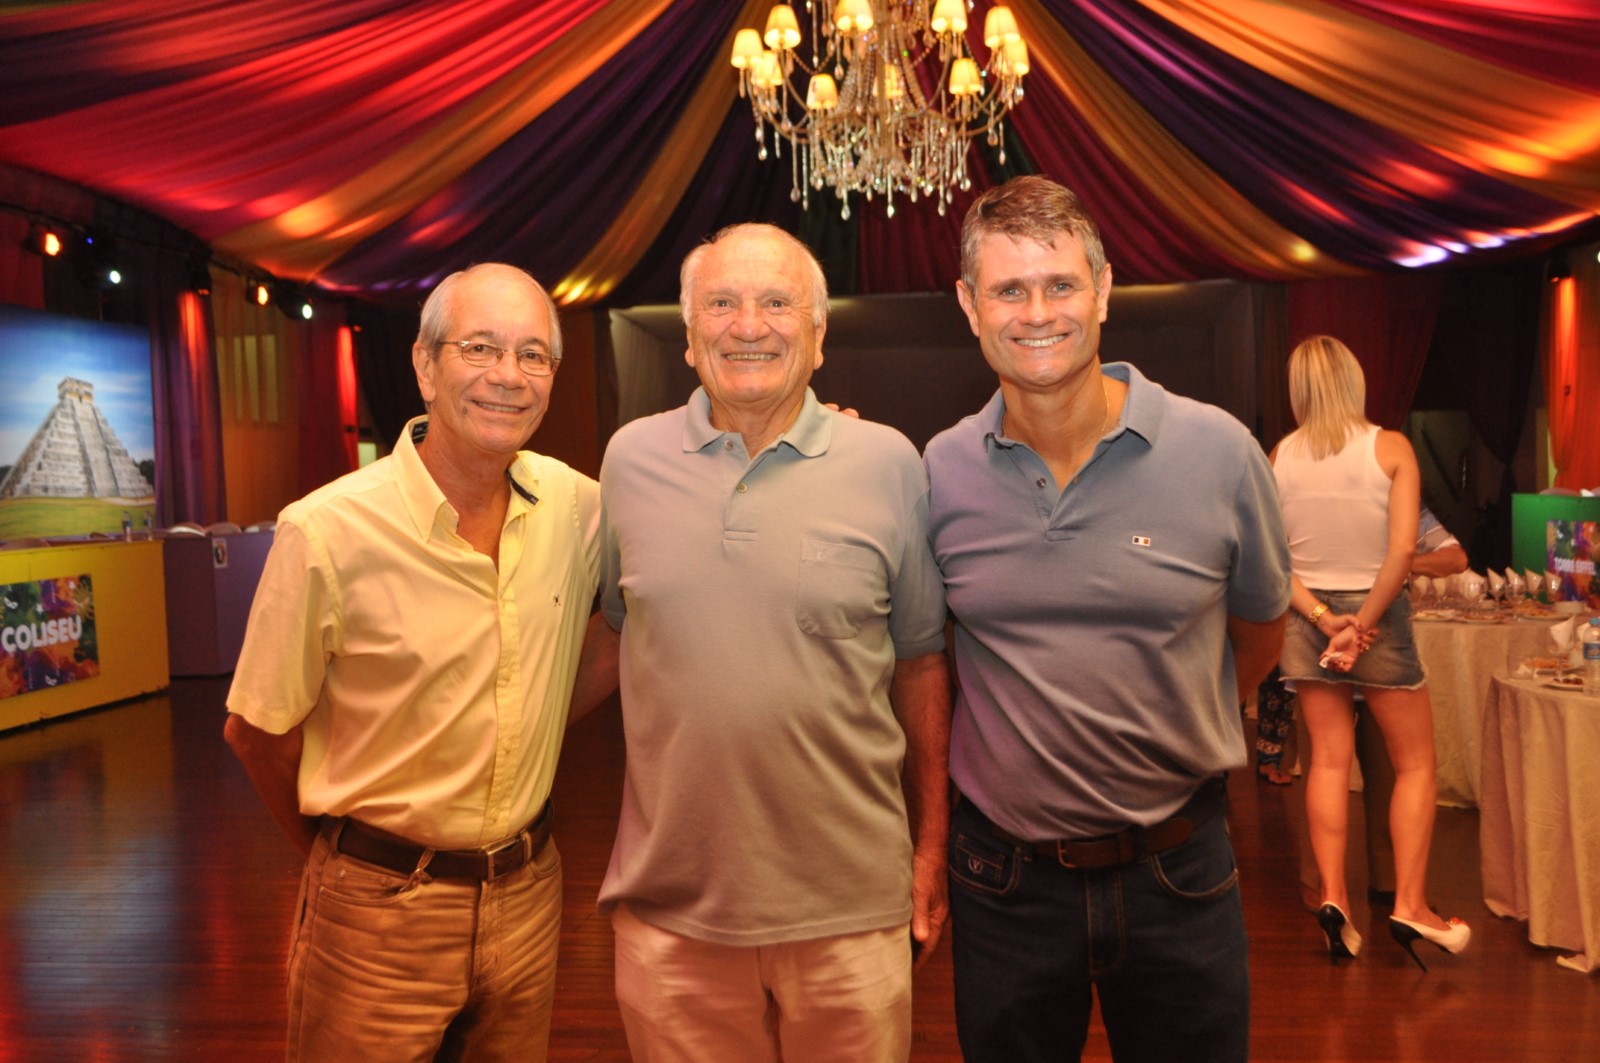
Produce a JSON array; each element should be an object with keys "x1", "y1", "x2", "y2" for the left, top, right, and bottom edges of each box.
[{"x1": 1307, "y1": 603, "x2": 1329, "y2": 624}]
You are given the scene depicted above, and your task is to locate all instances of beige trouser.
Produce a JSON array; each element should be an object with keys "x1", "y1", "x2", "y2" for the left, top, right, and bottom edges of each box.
[
  {"x1": 287, "y1": 825, "x2": 563, "y2": 1062},
  {"x1": 611, "y1": 903, "x2": 912, "y2": 1063}
]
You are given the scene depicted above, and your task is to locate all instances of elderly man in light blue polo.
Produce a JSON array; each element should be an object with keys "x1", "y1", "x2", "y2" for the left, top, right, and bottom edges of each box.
[{"x1": 577, "y1": 222, "x2": 949, "y2": 1063}]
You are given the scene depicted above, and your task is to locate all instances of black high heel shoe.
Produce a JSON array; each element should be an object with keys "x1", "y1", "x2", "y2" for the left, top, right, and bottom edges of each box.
[
  {"x1": 1388, "y1": 915, "x2": 1471, "y2": 971},
  {"x1": 1316, "y1": 903, "x2": 1361, "y2": 960}
]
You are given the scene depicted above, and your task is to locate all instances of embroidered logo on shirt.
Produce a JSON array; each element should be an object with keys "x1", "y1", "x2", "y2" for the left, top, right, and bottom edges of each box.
[{"x1": 1131, "y1": 535, "x2": 1152, "y2": 547}]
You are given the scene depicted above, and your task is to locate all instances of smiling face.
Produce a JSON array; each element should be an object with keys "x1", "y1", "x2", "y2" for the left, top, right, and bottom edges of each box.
[
  {"x1": 412, "y1": 265, "x2": 554, "y2": 465},
  {"x1": 957, "y1": 230, "x2": 1111, "y2": 396},
  {"x1": 683, "y1": 227, "x2": 825, "y2": 439}
]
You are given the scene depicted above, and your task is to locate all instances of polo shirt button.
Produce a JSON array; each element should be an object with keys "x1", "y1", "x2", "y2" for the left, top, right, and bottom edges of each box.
[
  {"x1": 724, "y1": 440, "x2": 734, "y2": 450},
  {"x1": 1036, "y1": 478, "x2": 1046, "y2": 488},
  {"x1": 737, "y1": 483, "x2": 748, "y2": 493}
]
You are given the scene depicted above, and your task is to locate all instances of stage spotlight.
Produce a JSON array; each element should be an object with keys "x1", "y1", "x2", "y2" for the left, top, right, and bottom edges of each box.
[
  {"x1": 1547, "y1": 254, "x2": 1572, "y2": 283},
  {"x1": 23, "y1": 223, "x2": 65, "y2": 257},
  {"x1": 272, "y1": 279, "x2": 314, "y2": 321},
  {"x1": 76, "y1": 230, "x2": 124, "y2": 289},
  {"x1": 245, "y1": 276, "x2": 271, "y2": 307}
]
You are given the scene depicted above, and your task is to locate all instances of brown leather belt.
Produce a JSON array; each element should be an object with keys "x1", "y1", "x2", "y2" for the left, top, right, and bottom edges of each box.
[
  {"x1": 333, "y1": 800, "x2": 552, "y2": 881},
  {"x1": 990, "y1": 776, "x2": 1224, "y2": 870}
]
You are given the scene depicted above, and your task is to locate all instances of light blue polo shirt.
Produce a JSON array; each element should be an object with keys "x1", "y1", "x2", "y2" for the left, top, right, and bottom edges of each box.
[
  {"x1": 598, "y1": 388, "x2": 946, "y2": 945},
  {"x1": 925, "y1": 362, "x2": 1290, "y2": 838}
]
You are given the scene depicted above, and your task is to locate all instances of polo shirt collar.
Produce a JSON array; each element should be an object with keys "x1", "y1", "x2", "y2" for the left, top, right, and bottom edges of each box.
[
  {"x1": 682, "y1": 387, "x2": 831, "y2": 457},
  {"x1": 393, "y1": 415, "x2": 539, "y2": 540},
  {"x1": 982, "y1": 361, "x2": 1163, "y2": 451}
]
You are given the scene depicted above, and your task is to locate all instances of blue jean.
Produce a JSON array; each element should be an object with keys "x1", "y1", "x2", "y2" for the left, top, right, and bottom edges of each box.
[{"x1": 947, "y1": 786, "x2": 1249, "y2": 1063}]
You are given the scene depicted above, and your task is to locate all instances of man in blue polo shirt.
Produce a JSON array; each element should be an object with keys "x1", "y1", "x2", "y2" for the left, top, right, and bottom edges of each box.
[{"x1": 924, "y1": 176, "x2": 1290, "y2": 1063}]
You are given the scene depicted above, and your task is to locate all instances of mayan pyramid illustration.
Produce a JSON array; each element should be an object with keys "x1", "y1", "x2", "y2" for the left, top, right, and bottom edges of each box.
[{"x1": 0, "y1": 377, "x2": 154, "y2": 499}]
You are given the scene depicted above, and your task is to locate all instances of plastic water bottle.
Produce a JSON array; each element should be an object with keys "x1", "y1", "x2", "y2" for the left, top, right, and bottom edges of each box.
[
  {"x1": 1584, "y1": 618, "x2": 1600, "y2": 696},
  {"x1": 121, "y1": 511, "x2": 132, "y2": 541}
]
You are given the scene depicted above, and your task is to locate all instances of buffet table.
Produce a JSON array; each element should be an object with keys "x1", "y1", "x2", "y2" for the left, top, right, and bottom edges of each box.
[
  {"x1": 1413, "y1": 616, "x2": 1554, "y2": 807},
  {"x1": 1479, "y1": 673, "x2": 1600, "y2": 971}
]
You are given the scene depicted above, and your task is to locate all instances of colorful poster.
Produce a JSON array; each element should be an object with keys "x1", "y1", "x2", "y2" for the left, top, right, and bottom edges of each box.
[
  {"x1": 1547, "y1": 520, "x2": 1600, "y2": 608},
  {"x1": 0, "y1": 304, "x2": 156, "y2": 540},
  {"x1": 0, "y1": 574, "x2": 99, "y2": 699}
]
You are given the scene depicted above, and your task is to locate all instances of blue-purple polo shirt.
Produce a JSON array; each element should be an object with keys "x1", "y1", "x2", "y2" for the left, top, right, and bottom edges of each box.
[{"x1": 925, "y1": 362, "x2": 1290, "y2": 838}]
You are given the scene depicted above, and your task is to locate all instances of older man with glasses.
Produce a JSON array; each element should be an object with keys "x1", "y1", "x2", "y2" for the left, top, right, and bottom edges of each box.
[{"x1": 225, "y1": 263, "x2": 604, "y2": 1061}]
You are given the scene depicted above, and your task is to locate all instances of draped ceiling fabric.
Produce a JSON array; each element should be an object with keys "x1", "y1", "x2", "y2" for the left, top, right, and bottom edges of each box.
[{"x1": 3, "y1": 0, "x2": 1599, "y2": 311}]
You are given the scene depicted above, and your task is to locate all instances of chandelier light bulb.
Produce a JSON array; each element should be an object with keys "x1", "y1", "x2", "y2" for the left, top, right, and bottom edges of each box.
[
  {"x1": 931, "y1": 0, "x2": 967, "y2": 35},
  {"x1": 834, "y1": 0, "x2": 874, "y2": 35},
  {"x1": 730, "y1": 28, "x2": 764, "y2": 69},
  {"x1": 807, "y1": 73, "x2": 839, "y2": 111},
  {"x1": 949, "y1": 58, "x2": 982, "y2": 96},
  {"x1": 764, "y1": 5, "x2": 801, "y2": 51},
  {"x1": 752, "y1": 50, "x2": 783, "y2": 90},
  {"x1": 1000, "y1": 38, "x2": 1030, "y2": 77},
  {"x1": 985, "y1": 6, "x2": 1021, "y2": 49},
  {"x1": 883, "y1": 64, "x2": 906, "y2": 101}
]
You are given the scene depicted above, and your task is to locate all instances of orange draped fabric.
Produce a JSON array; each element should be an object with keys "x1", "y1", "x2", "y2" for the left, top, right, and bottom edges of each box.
[{"x1": 1545, "y1": 258, "x2": 1600, "y2": 489}]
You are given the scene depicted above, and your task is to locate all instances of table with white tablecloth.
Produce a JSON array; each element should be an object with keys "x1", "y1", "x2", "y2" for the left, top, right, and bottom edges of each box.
[
  {"x1": 1412, "y1": 617, "x2": 1554, "y2": 807},
  {"x1": 1479, "y1": 674, "x2": 1600, "y2": 972}
]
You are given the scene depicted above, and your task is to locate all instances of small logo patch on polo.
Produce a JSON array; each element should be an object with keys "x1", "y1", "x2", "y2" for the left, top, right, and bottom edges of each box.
[{"x1": 1131, "y1": 535, "x2": 1152, "y2": 547}]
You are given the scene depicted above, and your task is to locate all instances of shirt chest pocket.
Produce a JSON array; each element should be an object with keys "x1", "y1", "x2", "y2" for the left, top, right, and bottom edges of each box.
[{"x1": 795, "y1": 538, "x2": 886, "y2": 640}]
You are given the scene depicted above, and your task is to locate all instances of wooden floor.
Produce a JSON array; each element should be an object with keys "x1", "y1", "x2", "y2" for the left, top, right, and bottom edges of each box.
[{"x1": 1, "y1": 678, "x2": 1595, "y2": 1061}]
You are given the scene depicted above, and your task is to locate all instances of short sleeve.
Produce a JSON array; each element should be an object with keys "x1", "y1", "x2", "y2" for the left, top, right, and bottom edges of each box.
[
  {"x1": 225, "y1": 520, "x2": 334, "y2": 733},
  {"x1": 1227, "y1": 439, "x2": 1292, "y2": 621}
]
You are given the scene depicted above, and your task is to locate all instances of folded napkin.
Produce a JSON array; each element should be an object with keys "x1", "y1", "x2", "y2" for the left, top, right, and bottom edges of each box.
[
  {"x1": 1487, "y1": 569, "x2": 1505, "y2": 595},
  {"x1": 1550, "y1": 615, "x2": 1577, "y2": 653},
  {"x1": 1525, "y1": 569, "x2": 1544, "y2": 595}
]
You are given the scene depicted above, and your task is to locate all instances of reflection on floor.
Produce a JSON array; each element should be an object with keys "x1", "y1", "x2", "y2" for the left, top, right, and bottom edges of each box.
[{"x1": 1, "y1": 679, "x2": 1596, "y2": 1060}]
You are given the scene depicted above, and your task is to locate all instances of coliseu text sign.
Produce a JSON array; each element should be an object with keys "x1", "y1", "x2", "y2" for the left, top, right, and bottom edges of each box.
[{"x1": 0, "y1": 574, "x2": 99, "y2": 699}]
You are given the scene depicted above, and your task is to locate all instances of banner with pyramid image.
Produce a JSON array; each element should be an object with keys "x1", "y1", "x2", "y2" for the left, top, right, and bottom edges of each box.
[
  {"x1": 0, "y1": 574, "x2": 99, "y2": 699},
  {"x1": 0, "y1": 305, "x2": 155, "y2": 540}
]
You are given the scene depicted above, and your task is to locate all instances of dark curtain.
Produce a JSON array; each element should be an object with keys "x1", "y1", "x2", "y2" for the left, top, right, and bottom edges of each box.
[
  {"x1": 298, "y1": 305, "x2": 359, "y2": 495},
  {"x1": 349, "y1": 300, "x2": 424, "y2": 450},
  {"x1": 120, "y1": 219, "x2": 227, "y2": 526},
  {"x1": 1429, "y1": 265, "x2": 1544, "y2": 567},
  {"x1": 1286, "y1": 274, "x2": 1443, "y2": 428}
]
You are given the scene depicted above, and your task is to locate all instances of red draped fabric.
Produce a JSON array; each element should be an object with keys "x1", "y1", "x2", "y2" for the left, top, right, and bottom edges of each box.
[
  {"x1": 1286, "y1": 276, "x2": 1442, "y2": 430},
  {"x1": 1546, "y1": 264, "x2": 1600, "y2": 489}
]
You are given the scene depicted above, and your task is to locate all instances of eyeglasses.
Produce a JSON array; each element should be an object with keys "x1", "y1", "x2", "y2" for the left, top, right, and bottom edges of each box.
[{"x1": 437, "y1": 339, "x2": 560, "y2": 377}]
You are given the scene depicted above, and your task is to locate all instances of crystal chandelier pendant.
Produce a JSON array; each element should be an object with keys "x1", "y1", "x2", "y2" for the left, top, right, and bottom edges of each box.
[{"x1": 731, "y1": 1, "x2": 1029, "y2": 217}]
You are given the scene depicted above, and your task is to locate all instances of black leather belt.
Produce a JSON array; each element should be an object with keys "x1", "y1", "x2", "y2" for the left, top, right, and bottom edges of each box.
[
  {"x1": 988, "y1": 776, "x2": 1225, "y2": 870},
  {"x1": 332, "y1": 800, "x2": 552, "y2": 881}
]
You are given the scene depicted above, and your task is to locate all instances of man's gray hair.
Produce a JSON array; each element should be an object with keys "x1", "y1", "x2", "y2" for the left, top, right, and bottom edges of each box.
[{"x1": 416, "y1": 263, "x2": 563, "y2": 363}]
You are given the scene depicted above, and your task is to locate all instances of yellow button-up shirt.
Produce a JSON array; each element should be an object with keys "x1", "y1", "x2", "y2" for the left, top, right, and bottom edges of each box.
[{"x1": 227, "y1": 417, "x2": 599, "y2": 849}]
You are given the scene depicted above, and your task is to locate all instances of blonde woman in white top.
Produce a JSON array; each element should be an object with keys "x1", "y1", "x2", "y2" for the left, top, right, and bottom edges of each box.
[{"x1": 1272, "y1": 335, "x2": 1470, "y2": 971}]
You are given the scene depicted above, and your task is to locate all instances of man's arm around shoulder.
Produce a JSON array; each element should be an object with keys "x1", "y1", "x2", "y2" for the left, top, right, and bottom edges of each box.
[{"x1": 223, "y1": 714, "x2": 318, "y2": 857}]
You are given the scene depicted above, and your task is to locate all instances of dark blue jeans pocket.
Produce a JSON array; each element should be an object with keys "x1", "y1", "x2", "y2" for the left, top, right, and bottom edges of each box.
[
  {"x1": 1148, "y1": 818, "x2": 1239, "y2": 901},
  {"x1": 948, "y1": 804, "x2": 1023, "y2": 897}
]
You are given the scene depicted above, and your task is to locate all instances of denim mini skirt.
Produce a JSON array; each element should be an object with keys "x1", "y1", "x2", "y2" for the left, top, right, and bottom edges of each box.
[{"x1": 1279, "y1": 589, "x2": 1426, "y2": 689}]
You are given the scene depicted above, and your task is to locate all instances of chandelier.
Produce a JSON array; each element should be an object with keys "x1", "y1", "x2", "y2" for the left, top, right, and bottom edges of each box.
[{"x1": 731, "y1": 1, "x2": 1029, "y2": 218}]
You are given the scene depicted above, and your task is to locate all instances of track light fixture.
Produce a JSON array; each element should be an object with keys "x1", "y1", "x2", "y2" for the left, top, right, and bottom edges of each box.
[
  {"x1": 1547, "y1": 254, "x2": 1572, "y2": 283},
  {"x1": 75, "y1": 229, "x2": 124, "y2": 289},
  {"x1": 273, "y1": 280, "x2": 314, "y2": 322},
  {"x1": 246, "y1": 276, "x2": 271, "y2": 307},
  {"x1": 23, "y1": 223, "x2": 65, "y2": 257}
]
